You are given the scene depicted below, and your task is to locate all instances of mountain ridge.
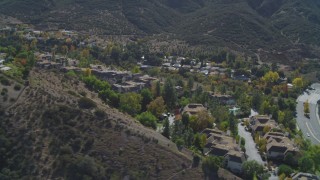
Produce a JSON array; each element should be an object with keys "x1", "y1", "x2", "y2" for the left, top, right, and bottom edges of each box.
[{"x1": 1, "y1": 0, "x2": 320, "y2": 58}]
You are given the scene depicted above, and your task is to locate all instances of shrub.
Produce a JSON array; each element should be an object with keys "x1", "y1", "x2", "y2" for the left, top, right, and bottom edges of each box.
[
  {"x1": 1, "y1": 88, "x2": 7, "y2": 96},
  {"x1": 14, "y1": 84, "x2": 22, "y2": 91},
  {"x1": 136, "y1": 111, "x2": 157, "y2": 129},
  {"x1": 0, "y1": 77, "x2": 10, "y2": 86},
  {"x1": 94, "y1": 109, "x2": 106, "y2": 119},
  {"x1": 78, "y1": 97, "x2": 97, "y2": 109},
  {"x1": 278, "y1": 164, "x2": 293, "y2": 176}
]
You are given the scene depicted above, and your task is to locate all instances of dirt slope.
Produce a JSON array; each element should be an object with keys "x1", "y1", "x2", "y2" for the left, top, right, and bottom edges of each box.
[{"x1": 1, "y1": 69, "x2": 202, "y2": 179}]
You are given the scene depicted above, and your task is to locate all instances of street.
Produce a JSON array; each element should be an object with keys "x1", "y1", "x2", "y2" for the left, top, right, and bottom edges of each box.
[
  {"x1": 238, "y1": 123, "x2": 265, "y2": 165},
  {"x1": 296, "y1": 83, "x2": 320, "y2": 144}
]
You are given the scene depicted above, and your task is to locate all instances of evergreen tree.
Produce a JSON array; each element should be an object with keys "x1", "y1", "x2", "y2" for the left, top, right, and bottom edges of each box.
[{"x1": 162, "y1": 118, "x2": 170, "y2": 139}]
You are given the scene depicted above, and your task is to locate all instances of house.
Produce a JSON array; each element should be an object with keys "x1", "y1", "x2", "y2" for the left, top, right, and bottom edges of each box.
[
  {"x1": 181, "y1": 104, "x2": 207, "y2": 116},
  {"x1": 250, "y1": 115, "x2": 277, "y2": 135},
  {"x1": 225, "y1": 150, "x2": 246, "y2": 174},
  {"x1": 291, "y1": 172, "x2": 319, "y2": 180},
  {"x1": 202, "y1": 128, "x2": 246, "y2": 173},
  {"x1": 264, "y1": 131, "x2": 299, "y2": 160}
]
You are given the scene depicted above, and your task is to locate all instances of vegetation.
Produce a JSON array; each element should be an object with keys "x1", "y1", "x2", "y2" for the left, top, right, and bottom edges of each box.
[{"x1": 136, "y1": 111, "x2": 157, "y2": 129}]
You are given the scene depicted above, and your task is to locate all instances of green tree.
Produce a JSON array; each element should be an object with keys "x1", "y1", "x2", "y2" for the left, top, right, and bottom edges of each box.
[
  {"x1": 163, "y1": 79, "x2": 177, "y2": 109},
  {"x1": 242, "y1": 160, "x2": 264, "y2": 179},
  {"x1": 182, "y1": 113, "x2": 190, "y2": 127},
  {"x1": 120, "y1": 93, "x2": 142, "y2": 116},
  {"x1": 252, "y1": 91, "x2": 262, "y2": 111},
  {"x1": 229, "y1": 113, "x2": 237, "y2": 136},
  {"x1": 193, "y1": 133, "x2": 206, "y2": 151},
  {"x1": 299, "y1": 156, "x2": 314, "y2": 173},
  {"x1": 202, "y1": 156, "x2": 223, "y2": 178},
  {"x1": 140, "y1": 88, "x2": 153, "y2": 111},
  {"x1": 136, "y1": 111, "x2": 157, "y2": 129},
  {"x1": 162, "y1": 118, "x2": 170, "y2": 139},
  {"x1": 277, "y1": 164, "x2": 293, "y2": 176}
]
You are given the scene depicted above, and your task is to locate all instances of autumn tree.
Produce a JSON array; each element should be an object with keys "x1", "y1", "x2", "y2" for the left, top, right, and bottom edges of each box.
[
  {"x1": 304, "y1": 100, "x2": 310, "y2": 115},
  {"x1": 293, "y1": 77, "x2": 304, "y2": 90},
  {"x1": 147, "y1": 97, "x2": 166, "y2": 118},
  {"x1": 189, "y1": 111, "x2": 214, "y2": 132},
  {"x1": 262, "y1": 71, "x2": 279, "y2": 85}
]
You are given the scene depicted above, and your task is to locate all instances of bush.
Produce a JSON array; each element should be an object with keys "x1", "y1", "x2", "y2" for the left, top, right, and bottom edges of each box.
[
  {"x1": 136, "y1": 111, "x2": 157, "y2": 129},
  {"x1": 1, "y1": 88, "x2": 8, "y2": 96},
  {"x1": 278, "y1": 164, "x2": 293, "y2": 176},
  {"x1": 0, "y1": 77, "x2": 10, "y2": 86},
  {"x1": 78, "y1": 97, "x2": 97, "y2": 109},
  {"x1": 14, "y1": 84, "x2": 22, "y2": 91},
  {"x1": 94, "y1": 109, "x2": 106, "y2": 119}
]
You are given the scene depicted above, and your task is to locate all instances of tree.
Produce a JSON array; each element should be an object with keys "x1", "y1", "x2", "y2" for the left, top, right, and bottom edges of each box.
[
  {"x1": 147, "y1": 97, "x2": 166, "y2": 118},
  {"x1": 277, "y1": 164, "x2": 293, "y2": 176},
  {"x1": 181, "y1": 113, "x2": 190, "y2": 127},
  {"x1": 262, "y1": 71, "x2": 279, "y2": 84},
  {"x1": 242, "y1": 160, "x2": 264, "y2": 179},
  {"x1": 189, "y1": 111, "x2": 214, "y2": 132},
  {"x1": 304, "y1": 100, "x2": 310, "y2": 115},
  {"x1": 252, "y1": 91, "x2": 262, "y2": 111},
  {"x1": 119, "y1": 93, "x2": 142, "y2": 116},
  {"x1": 229, "y1": 113, "x2": 237, "y2": 136},
  {"x1": 193, "y1": 133, "x2": 206, "y2": 151},
  {"x1": 162, "y1": 118, "x2": 170, "y2": 139},
  {"x1": 136, "y1": 111, "x2": 157, "y2": 129},
  {"x1": 299, "y1": 156, "x2": 314, "y2": 173},
  {"x1": 202, "y1": 156, "x2": 223, "y2": 178},
  {"x1": 163, "y1": 79, "x2": 177, "y2": 109},
  {"x1": 293, "y1": 77, "x2": 304, "y2": 89},
  {"x1": 140, "y1": 88, "x2": 153, "y2": 111}
]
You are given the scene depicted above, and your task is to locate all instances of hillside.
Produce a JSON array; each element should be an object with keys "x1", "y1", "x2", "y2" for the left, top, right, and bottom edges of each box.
[
  {"x1": 0, "y1": 69, "x2": 202, "y2": 179},
  {"x1": 1, "y1": 0, "x2": 320, "y2": 58}
]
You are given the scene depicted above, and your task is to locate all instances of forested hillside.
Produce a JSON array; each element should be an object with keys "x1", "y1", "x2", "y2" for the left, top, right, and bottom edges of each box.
[{"x1": 1, "y1": 0, "x2": 320, "y2": 51}]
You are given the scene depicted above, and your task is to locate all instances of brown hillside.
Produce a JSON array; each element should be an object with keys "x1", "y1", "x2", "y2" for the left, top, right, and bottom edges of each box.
[{"x1": 1, "y1": 69, "x2": 202, "y2": 179}]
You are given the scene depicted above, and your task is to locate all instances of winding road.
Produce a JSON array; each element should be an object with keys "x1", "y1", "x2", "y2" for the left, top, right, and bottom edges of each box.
[{"x1": 296, "y1": 83, "x2": 320, "y2": 144}]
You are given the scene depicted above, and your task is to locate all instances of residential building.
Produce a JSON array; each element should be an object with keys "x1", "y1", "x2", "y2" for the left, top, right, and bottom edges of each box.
[
  {"x1": 202, "y1": 128, "x2": 246, "y2": 173},
  {"x1": 181, "y1": 104, "x2": 207, "y2": 116},
  {"x1": 264, "y1": 131, "x2": 299, "y2": 160},
  {"x1": 250, "y1": 115, "x2": 277, "y2": 135}
]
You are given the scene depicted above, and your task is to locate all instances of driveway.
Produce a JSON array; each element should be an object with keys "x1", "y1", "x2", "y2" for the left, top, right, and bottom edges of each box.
[
  {"x1": 296, "y1": 83, "x2": 320, "y2": 144},
  {"x1": 238, "y1": 123, "x2": 265, "y2": 165}
]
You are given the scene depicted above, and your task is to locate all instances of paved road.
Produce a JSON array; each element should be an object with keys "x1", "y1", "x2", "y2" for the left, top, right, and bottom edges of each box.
[
  {"x1": 238, "y1": 123, "x2": 265, "y2": 165},
  {"x1": 296, "y1": 83, "x2": 320, "y2": 144}
]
